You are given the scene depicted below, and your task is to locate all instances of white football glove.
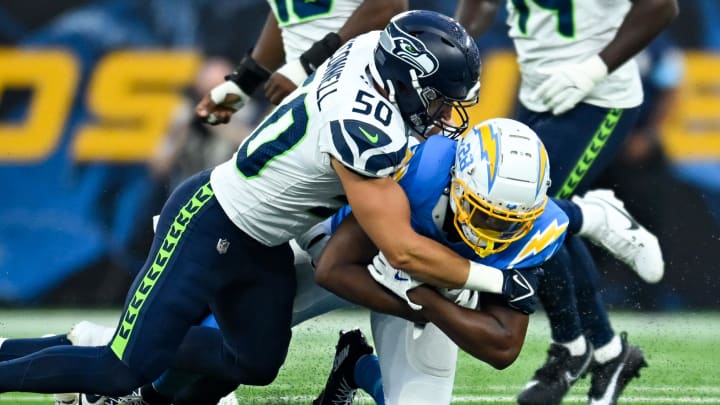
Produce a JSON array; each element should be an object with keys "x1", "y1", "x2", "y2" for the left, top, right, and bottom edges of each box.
[
  {"x1": 275, "y1": 60, "x2": 309, "y2": 87},
  {"x1": 368, "y1": 251, "x2": 423, "y2": 310},
  {"x1": 440, "y1": 288, "x2": 479, "y2": 309},
  {"x1": 531, "y1": 55, "x2": 608, "y2": 115}
]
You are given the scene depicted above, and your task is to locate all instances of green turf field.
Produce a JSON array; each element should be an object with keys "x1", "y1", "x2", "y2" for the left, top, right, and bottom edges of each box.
[{"x1": 0, "y1": 308, "x2": 718, "y2": 404}]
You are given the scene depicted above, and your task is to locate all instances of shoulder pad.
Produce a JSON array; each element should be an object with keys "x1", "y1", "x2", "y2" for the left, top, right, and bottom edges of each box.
[{"x1": 329, "y1": 119, "x2": 407, "y2": 177}]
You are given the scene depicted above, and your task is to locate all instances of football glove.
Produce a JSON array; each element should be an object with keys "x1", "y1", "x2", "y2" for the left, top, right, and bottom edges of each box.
[
  {"x1": 441, "y1": 288, "x2": 479, "y2": 309},
  {"x1": 368, "y1": 251, "x2": 423, "y2": 310},
  {"x1": 531, "y1": 55, "x2": 608, "y2": 115},
  {"x1": 501, "y1": 268, "x2": 544, "y2": 315}
]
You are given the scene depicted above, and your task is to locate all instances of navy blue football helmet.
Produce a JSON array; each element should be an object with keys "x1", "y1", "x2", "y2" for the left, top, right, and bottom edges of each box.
[{"x1": 370, "y1": 10, "x2": 481, "y2": 138}]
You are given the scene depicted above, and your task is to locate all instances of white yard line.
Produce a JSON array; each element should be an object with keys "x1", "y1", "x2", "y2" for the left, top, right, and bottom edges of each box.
[{"x1": 4, "y1": 394, "x2": 720, "y2": 403}]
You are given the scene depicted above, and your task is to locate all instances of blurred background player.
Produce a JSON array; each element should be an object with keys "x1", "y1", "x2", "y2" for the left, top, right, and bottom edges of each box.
[
  {"x1": 454, "y1": 0, "x2": 679, "y2": 404},
  {"x1": 198, "y1": 0, "x2": 407, "y2": 125},
  {"x1": 593, "y1": 32, "x2": 686, "y2": 310}
]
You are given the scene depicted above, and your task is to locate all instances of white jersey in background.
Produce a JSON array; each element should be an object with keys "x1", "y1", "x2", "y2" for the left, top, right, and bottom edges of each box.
[
  {"x1": 268, "y1": 0, "x2": 363, "y2": 61},
  {"x1": 506, "y1": 0, "x2": 643, "y2": 111},
  {"x1": 211, "y1": 31, "x2": 409, "y2": 246}
]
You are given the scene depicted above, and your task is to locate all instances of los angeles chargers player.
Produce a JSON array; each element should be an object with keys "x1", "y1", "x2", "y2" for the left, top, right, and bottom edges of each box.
[
  {"x1": 0, "y1": 10, "x2": 491, "y2": 399},
  {"x1": 455, "y1": 1, "x2": 679, "y2": 404},
  {"x1": 0, "y1": 125, "x2": 657, "y2": 405},
  {"x1": 312, "y1": 118, "x2": 566, "y2": 404}
]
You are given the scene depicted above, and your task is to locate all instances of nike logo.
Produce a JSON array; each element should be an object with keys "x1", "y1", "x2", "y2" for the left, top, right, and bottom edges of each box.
[
  {"x1": 606, "y1": 202, "x2": 640, "y2": 230},
  {"x1": 509, "y1": 274, "x2": 534, "y2": 303},
  {"x1": 565, "y1": 350, "x2": 593, "y2": 383},
  {"x1": 359, "y1": 126, "x2": 379, "y2": 143},
  {"x1": 394, "y1": 271, "x2": 409, "y2": 281},
  {"x1": 590, "y1": 362, "x2": 625, "y2": 405}
]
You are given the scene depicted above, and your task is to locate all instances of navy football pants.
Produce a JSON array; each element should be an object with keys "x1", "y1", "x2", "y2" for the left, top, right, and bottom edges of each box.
[
  {"x1": 517, "y1": 103, "x2": 640, "y2": 347},
  {"x1": 0, "y1": 170, "x2": 296, "y2": 394}
]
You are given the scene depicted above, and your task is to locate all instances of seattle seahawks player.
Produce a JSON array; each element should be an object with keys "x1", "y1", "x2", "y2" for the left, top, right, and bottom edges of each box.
[
  {"x1": 455, "y1": 1, "x2": 678, "y2": 404},
  {"x1": 313, "y1": 118, "x2": 565, "y2": 405},
  {"x1": 124, "y1": 0, "x2": 408, "y2": 402},
  {"x1": 0, "y1": 10, "x2": 491, "y2": 398},
  {"x1": 200, "y1": 0, "x2": 406, "y2": 118},
  {"x1": 3, "y1": 132, "x2": 659, "y2": 405}
]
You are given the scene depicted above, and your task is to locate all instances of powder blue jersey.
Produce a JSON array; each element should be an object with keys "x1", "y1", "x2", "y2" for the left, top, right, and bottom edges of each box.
[{"x1": 330, "y1": 135, "x2": 568, "y2": 270}]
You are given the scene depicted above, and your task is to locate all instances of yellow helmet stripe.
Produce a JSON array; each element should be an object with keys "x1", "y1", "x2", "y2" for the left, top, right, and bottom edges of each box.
[
  {"x1": 536, "y1": 140, "x2": 548, "y2": 198},
  {"x1": 478, "y1": 124, "x2": 500, "y2": 191}
]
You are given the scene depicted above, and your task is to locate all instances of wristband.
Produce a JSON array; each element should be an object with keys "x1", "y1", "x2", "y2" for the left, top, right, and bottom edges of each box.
[
  {"x1": 299, "y1": 32, "x2": 342, "y2": 74},
  {"x1": 276, "y1": 60, "x2": 309, "y2": 87},
  {"x1": 209, "y1": 80, "x2": 248, "y2": 110},
  {"x1": 463, "y1": 261, "x2": 503, "y2": 293},
  {"x1": 226, "y1": 52, "x2": 272, "y2": 95}
]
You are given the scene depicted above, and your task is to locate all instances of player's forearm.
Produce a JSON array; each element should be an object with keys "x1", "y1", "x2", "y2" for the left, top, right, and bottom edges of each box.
[
  {"x1": 337, "y1": 0, "x2": 407, "y2": 43},
  {"x1": 599, "y1": 0, "x2": 678, "y2": 72},
  {"x1": 408, "y1": 287, "x2": 526, "y2": 369},
  {"x1": 382, "y1": 234, "x2": 472, "y2": 288},
  {"x1": 251, "y1": 12, "x2": 286, "y2": 71},
  {"x1": 454, "y1": 0, "x2": 501, "y2": 38},
  {"x1": 315, "y1": 263, "x2": 424, "y2": 323}
]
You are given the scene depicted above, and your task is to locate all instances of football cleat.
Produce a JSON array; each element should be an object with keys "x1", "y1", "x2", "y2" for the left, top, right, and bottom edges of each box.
[
  {"x1": 313, "y1": 329, "x2": 374, "y2": 405},
  {"x1": 573, "y1": 189, "x2": 664, "y2": 283},
  {"x1": 67, "y1": 320, "x2": 115, "y2": 347},
  {"x1": 54, "y1": 394, "x2": 108, "y2": 405},
  {"x1": 54, "y1": 393, "x2": 80, "y2": 405},
  {"x1": 588, "y1": 333, "x2": 647, "y2": 405},
  {"x1": 217, "y1": 392, "x2": 239, "y2": 405},
  {"x1": 518, "y1": 339, "x2": 593, "y2": 405},
  {"x1": 82, "y1": 394, "x2": 111, "y2": 405}
]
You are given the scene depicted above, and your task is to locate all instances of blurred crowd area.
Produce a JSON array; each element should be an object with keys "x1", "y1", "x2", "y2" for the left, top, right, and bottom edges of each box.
[{"x1": 0, "y1": 0, "x2": 719, "y2": 310}]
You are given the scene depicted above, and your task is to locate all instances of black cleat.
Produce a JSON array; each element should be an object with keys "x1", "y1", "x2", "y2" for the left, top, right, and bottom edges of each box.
[
  {"x1": 588, "y1": 332, "x2": 647, "y2": 405},
  {"x1": 313, "y1": 329, "x2": 374, "y2": 405},
  {"x1": 518, "y1": 338, "x2": 593, "y2": 405}
]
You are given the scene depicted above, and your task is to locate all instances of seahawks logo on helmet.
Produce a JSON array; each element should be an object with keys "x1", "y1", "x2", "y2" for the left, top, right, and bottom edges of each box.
[{"x1": 379, "y1": 22, "x2": 439, "y2": 78}]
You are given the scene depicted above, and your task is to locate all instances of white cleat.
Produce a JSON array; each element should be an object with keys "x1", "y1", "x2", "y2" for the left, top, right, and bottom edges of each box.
[
  {"x1": 67, "y1": 320, "x2": 115, "y2": 347},
  {"x1": 217, "y1": 392, "x2": 239, "y2": 405},
  {"x1": 573, "y1": 189, "x2": 664, "y2": 283},
  {"x1": 54, "y1": 393, "x2": 80, "y2": 405}
]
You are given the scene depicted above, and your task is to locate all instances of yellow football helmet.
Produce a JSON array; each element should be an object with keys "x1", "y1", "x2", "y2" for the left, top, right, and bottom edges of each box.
[{"x1": 450, "y1": 118, "x2": 551, "y2": 257}]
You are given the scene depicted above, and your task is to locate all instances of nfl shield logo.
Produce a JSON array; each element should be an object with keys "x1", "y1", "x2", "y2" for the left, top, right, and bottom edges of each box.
[{"x1": 216, "y1": 238, "x2": 230, "y2": 254}]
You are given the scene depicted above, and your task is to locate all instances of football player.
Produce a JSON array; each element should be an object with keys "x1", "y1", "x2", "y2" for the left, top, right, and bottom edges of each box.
[
  {"x1": 0, "y1": 10, "x2": 488, "y2": 400},
  {"x1": 455, "y1": 1, "x2": 679, "y2": 404},
  {"x1": 313, "y1": 117, "x2": 563, "y2": 405},
  {"x1": 0, "y1": 130, "x2": 660, "y2": 405},
  {"x1": 198, "y1": 0, "x2": 407, "y2": 120}
]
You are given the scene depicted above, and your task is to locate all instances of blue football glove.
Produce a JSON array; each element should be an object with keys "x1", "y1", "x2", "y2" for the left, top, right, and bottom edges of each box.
[{"x1": 501, "y1": 268, "x2": 544, "y2": 314}]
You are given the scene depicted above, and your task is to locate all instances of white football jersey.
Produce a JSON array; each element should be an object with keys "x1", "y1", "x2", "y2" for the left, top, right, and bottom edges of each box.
[
  {"x1": 267, "y1": 0, "x2": 363, "y2": 61},
  {"x1": 211, "y1": 32, "x2": 409, "y2": 246},
  {"x1": 505, "y1": 0, "x2": 643, "y2": 111}
]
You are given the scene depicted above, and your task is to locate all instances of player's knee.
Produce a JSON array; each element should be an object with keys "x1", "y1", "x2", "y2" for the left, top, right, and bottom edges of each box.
[
  {"x1": 97, "y1": 347, "x2": 144, "y2": 395},
  {"x1": 241, "y1": 361, "x2": 282, "y2": 386},
  {"x1": 226, "y1": 345, "x2": 286, "y2": 386},
  {"x1": 488, "y1": 349, "x2": 520, "y2": 370}
]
